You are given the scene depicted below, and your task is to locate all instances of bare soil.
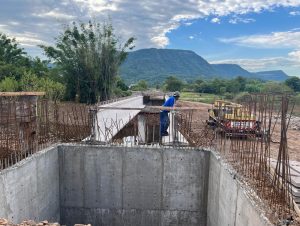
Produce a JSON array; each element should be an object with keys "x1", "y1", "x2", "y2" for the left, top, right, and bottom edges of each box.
[{"x1": 178, "y1": 100, "x2": 300, "y2": 161}]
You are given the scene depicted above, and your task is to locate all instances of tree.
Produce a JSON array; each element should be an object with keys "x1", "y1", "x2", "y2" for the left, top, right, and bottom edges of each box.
[
  {"x1": 235, "y1": 76, "x2": 247, "y2": 91},
  {"x1": 0, "y1": 33, "x2": 29, "y2": 66},
  {"x1": 113, "y1": 76, "x2": 131, "y2": 97},
  {"x1": 41, "y1": 21, "x2": 135, "y2": 103},
  {"x1": 19, "y1": 71, "x2": 65, "y2": 100},
  {"x1": 0, "y1": 33, "x2": 31, "y2": 80},
  {"x1": 164, "y1": 76, "x2": 183, "y2": 92},
  {"x1": 285, "y1": 76, "x2": 300, "y2": 92},
  {"x1": 0, "y1": 77, "x2": 19, "y2": 91},
  {"x1": 262, "y1": 81, "x2": 293, "y2": 93},
  {"x1": 130, "y1": 80, "x2": 148, "y2": 91},
  {"x1": 226, "y1": 79, "x2": 241, "y2": 93}
]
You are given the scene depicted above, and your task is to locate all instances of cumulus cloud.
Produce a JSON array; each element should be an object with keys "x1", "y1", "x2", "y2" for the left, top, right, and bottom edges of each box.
[
  {"x1": 229, "y1": 16, "x2": 255, "y2": 24},
  {"x1": 211, "y1": 57, "x2": 296, "y2": 71},
  {"x1": 219, "y1": 30, "x2": 300, "y2": 48},
  {"x1": 73, "y1": 0, "x2": 118, "y2": 12},
  {"x1": 288, "y1": 50, "x2": 300, "y2": 61},
  {"x1": 1, "y1": 0, "x2": 300, "y2": 56},
  {"x1": 32, "y1": 9, "x2": 75, "y2": 20},
  {"x1": 184, "y1": 22, "x2": 193, "y2": 26},
  {"x1": 211, "y1": 18, "x2": 221, "y2": 24},
  {"x1": 210, "y1": 51, "x2": 300, "y2": 77},
  {"x1": 290, "y1": 11, "x2": 300, "y2": 16}
]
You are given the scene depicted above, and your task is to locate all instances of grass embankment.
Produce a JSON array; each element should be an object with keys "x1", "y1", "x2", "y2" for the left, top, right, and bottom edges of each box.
[{"x1": 180, "y1": 92, "x2": 221, "y2": 104}]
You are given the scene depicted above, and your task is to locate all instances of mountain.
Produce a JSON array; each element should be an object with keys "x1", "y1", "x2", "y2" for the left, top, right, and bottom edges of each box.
[
  {"x1": 120, "y1": 48, "x2": 216, "y2": 84},
  {"x1": 120, "y1": 48, "x2": 289, "y2": 84},
  {"x1": 253, "y1": 70, "x2": 289, "y2": 81},
  {"x1": 211, "y1": 64, "x2": 253, "y2": 79}
]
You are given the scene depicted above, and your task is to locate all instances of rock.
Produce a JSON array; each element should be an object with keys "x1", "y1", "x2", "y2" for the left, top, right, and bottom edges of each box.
[{"x1": 0, "y1": 219, "x2": 9, "y2": 225}]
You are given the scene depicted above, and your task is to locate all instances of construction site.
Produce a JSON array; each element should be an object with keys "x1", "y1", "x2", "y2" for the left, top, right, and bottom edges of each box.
[{"x1": 0, "y1": 91, "x2": 300, "y2": 226}]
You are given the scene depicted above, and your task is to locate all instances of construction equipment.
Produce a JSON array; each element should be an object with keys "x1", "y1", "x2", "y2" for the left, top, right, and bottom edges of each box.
[{"x1": 207, "y1": 100, "x2": 261, "y2": 137}]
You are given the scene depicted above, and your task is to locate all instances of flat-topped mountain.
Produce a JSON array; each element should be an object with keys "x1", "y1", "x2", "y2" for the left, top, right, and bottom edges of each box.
[{"x1": 120, "y1": 48, "x2": 289, "y2": 84}]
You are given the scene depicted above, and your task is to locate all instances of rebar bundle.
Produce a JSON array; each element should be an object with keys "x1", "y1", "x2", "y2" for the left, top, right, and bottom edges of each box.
[
  {"x1": 215, "y1": 93, "x2": 295, "y2": 222},
  {"x1": 0, "y1": 97, "x2": 91, "y2": 169}
]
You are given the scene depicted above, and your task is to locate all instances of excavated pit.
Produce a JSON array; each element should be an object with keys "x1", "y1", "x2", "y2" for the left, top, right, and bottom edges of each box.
[{"x1": 0, "y1": 144, "x2": 271, "y2": 226}]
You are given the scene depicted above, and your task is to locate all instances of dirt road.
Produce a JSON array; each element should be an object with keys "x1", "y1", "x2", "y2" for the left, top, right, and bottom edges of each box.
[{"x1": 179, "y1": 100, "x2": 300, "y2": 161}]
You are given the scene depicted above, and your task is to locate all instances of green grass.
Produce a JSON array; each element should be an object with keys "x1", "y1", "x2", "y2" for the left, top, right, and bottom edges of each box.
[
  {"x1": 180, "y1": 92, "x2": 222, "y2": 104},
  {"x1": 180, "y1": 92, "x2": 300, "y2": 117}
]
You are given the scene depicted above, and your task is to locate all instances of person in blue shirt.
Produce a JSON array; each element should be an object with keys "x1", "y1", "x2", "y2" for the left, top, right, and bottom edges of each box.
[{"x1": 160, "y1": 91, "x2": 180, "y2": 136}]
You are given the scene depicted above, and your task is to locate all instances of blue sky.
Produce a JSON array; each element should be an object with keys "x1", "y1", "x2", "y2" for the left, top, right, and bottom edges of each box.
[{"x1": 1, "y1": 0, "x2": 300, "y2": 76}]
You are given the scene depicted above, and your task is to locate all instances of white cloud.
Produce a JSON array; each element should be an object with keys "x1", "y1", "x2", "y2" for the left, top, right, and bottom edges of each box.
[
  {"x1": 288, "y1": 50, "x2": 300, "y2": 61},
  {"x1": 189, "y1": 35, "x2": 194, "y2": 40},
  {"x1": 1, "y1": 0, "x2": 300, "y2": 56},
  {"x1": 33, "y1": 9, "x2": 75, "y2": 20},
  {"x1": 210, "y1": 50, "x2": 300, "y2": 76},
  {"x1": 210, "y1": 57, "x2": 295, "y2": 71},
  {"x1": 15, "y1": 32, "x2": 49, "y2": 47},
  {"x1": 184, "y1": 22, "x2": 193, "y2": 26},
  {"x1": 290, "y1": 11, "x2": 300, "y2": 16},
  {"x1": 229, "y1": 17, "x2": 255, "y2": 24},
  {"x1": 211, "y1": 17, "x2": 221, "y2": 24},
  {"x1": 59, "y1": 0, "x2": 300, "y2": 48},
  {"x1": 219, "y1": 30, "x2": 300, "y2": 48},
  {"x1": 73, "y1": 0, "x2": 118, "y2": 12},
  {"x1": 151, "y1": 36, "x2": 169, "y2": 47}
]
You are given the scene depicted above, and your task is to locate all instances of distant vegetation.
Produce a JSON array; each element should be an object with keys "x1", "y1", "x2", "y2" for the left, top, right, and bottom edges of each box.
[{"x1": 128, "y1": 75, "x2": 300, "y2": 107}]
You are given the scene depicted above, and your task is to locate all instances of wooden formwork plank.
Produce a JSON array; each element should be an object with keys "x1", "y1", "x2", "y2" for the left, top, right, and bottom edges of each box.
[{"x1": 0, "y1": 92, "x2": 45, "y2": 97}]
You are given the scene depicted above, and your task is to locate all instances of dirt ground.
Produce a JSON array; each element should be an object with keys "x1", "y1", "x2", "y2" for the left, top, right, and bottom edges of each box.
[
  {"x1": 178, "y1": 100, "x2": 300, "y2": 162},
  {"x1": 0, "y1": 218, "x2": 90, "y2": 226}
]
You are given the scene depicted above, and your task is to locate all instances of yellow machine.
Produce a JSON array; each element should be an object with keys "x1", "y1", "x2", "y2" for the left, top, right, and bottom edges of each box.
[{"x1": 207, "y1": 100, "x2": 260, "y2": 136}]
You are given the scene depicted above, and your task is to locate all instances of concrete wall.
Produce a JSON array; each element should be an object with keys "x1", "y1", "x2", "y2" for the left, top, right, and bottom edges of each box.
[
  {"x1": 207, "y1": 151, "x2": 273, "y2": 226},
  {"x1": 0, "y1": 144, "x2": 274, "y2": 226},
  {"x1": 0, "y1": 146, "x2": 60, "y2": 224},
  {"x1": 58, "y1": 145, "x2": 210, "y2": 226}
]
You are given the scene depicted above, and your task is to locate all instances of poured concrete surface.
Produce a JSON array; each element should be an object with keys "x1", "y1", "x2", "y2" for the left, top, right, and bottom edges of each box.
[
  {"x1": 96, "y1": 96, "x2": 145, "y2": 142},
  {"x1": 0, "y1": 144, "x2": 273, "y2": 226},
  {"x1": 59, "y1": 145, "x2": 209, "y2": 226},
  {"x1": 0, "y1": 146, "x2": 60, "y2": 224},
  {"x1": 207, "y1": 152, "x2": 273, "y2": 226}
]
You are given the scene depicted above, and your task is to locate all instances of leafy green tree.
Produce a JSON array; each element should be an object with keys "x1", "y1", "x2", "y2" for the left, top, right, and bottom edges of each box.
[
  {"x1": 130, "y1": 80, "x2": 148, "y2": 91},
  {"x1": 219, "y1": 86, "x2": 226, "y2": 94},
  {"x1": 19, "y1": 71, "x2": 65, "y2": 100},
  {"x1": 0, "y1": 77, "x2": 19, "y2": 91},
  {"x1": 164, "y1": 76, "x2": 183, "y2": 92},
  {"x1": 19, "y1": 71, "x2": 40, "y2": 91},
  {"x1": 0, "y1": 33, "x2": 30, "y2": 66},
  {"x1": 285, "y1": 76, "x2": 300, "y2": 92},
  {"x1": 113, "y1": 76, "x2": 131, "y2": 97},
  {"x1": 0, "y1": 33, "x2": 31, "y2": 80},
  {"x1": 115, "y1": 76, "x2": 129, "y2": 91},
  {"x1": 235, "y1": 76, "x2": 247, "y2": 91},
  {"x1": 226, "y1": 79, "x2": 241, "y2": 93},
  {"x1": 262, "y1": 81, "x2": 293, "y2": 93},
  {"x1": 29, "y1": 57, "x2": 50, "y2": 77},
  {"x1": 41, "y1": 21, "x2": 135, "y2": 103},
  {"x1": 37, "y1": 77, "x2": 65, "y2": 101},
  {"x1": 244, "y1": 83, "x2": 261, "y2": 93}
]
